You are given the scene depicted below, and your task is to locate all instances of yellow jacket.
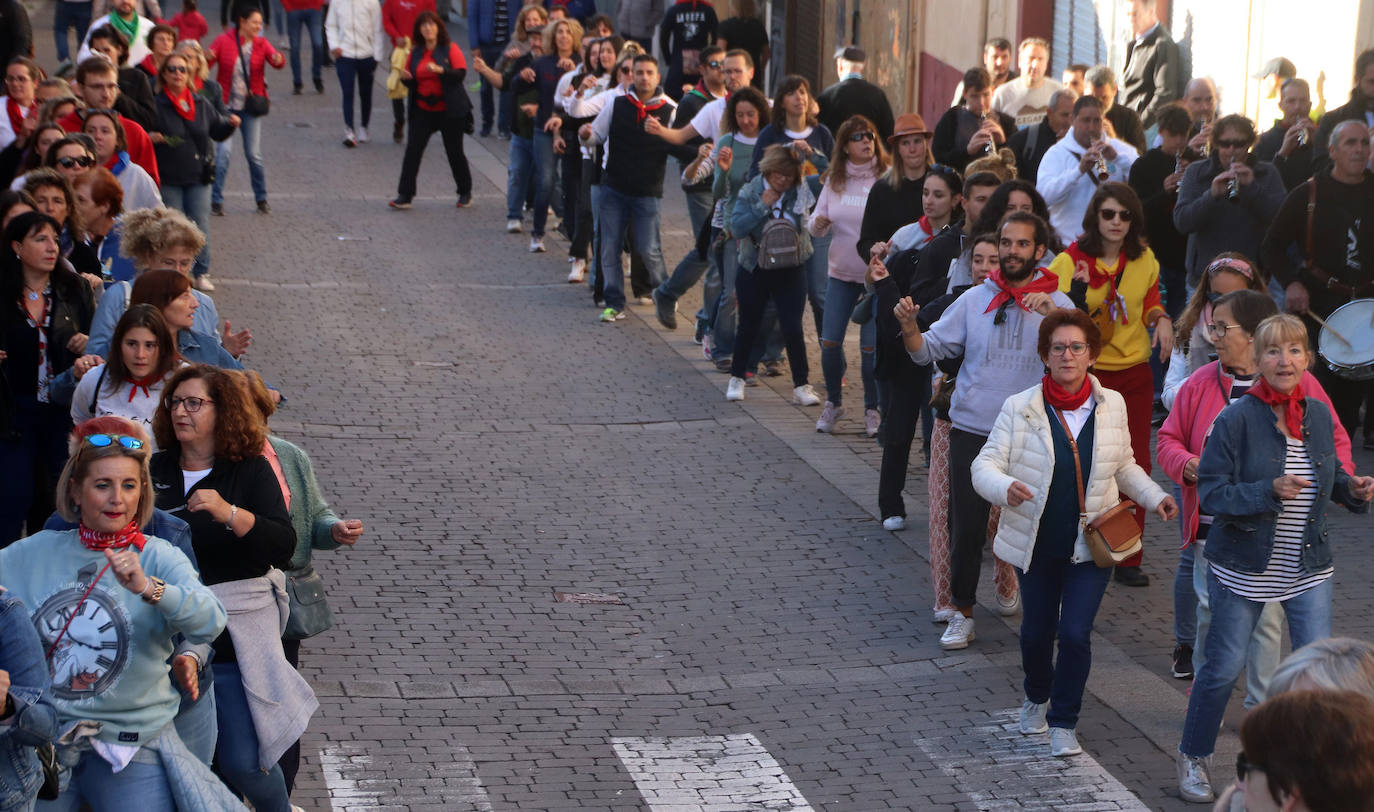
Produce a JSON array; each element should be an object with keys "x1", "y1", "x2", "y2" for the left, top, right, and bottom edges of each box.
[{"x1": 387, "y1": 41, "x2": 410, "y2": 100}]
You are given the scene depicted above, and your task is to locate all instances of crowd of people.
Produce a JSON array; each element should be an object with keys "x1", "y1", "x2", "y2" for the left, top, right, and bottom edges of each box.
[
  {"x1": 0, "y1": 0, "x2": 368, "y2": 807},
  {"x1": 3, "y1": 0, "x2": 1374, "y2": 806}
]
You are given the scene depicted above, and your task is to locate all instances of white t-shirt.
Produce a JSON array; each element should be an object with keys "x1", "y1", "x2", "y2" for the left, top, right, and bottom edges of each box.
[
  {"x1": 992, "y1": 78, "x2": 1064, "y2": 130},
  {"x1": 690, "y1": 96, "x2": 729, "y2": 143},
  {"x1": 182, "y1": 467, "x2": 211, "y2": 495}
]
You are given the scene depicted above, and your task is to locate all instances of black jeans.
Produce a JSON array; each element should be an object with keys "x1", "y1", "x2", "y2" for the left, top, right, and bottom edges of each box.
[
  {"x1": 731, "y1": 265, "x2": 809, "y2": 386},
  {"x1": 476, "y1": 44, "x2": 502, "y2": 130},
  {"x1": 559, "y1": 140, "x2": 581, "y2": 242},
  {"x1": 396, "y1": 107, "x2": 472, "y2": 200},
  {"x1": 948, "y1": 427, "x2": 992, "y2": 609},
  {"x1": 278, "y1": 638, "x2": 302, "y2": 793},
  {"x1": 877, "y1": 363, "x2": 928, "y2": 518}
]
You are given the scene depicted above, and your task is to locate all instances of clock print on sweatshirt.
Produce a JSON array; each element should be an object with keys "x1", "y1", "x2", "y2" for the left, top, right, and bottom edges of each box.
[{"x1": 32, "y1": 562, "x2": 133, "y2": 700}]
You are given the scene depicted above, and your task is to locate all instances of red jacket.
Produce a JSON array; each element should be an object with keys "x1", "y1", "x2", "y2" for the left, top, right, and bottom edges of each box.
[
  {"x1": 165, "y1": 11, "x2": 209, "y2": 42},
  {"x1": 382, "y1": 0, "x2": 435, "y2": 44},
  {"x1": 206, "y1": 30, "x2": 285, "y2": 103},
  {"x1": 58, "y1": 111, "x2": 161, "y2": 187}
]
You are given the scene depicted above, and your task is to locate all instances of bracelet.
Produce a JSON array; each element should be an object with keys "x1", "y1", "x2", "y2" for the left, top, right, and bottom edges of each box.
[
  {"x1": 142, "y1": 577, "x2": 166, "y2": 605},
  {"x1": 225, "y1": 504, "x2": 238, "y2": 531}
]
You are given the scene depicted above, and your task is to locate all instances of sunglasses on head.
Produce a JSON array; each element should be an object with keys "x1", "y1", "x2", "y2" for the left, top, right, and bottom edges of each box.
[
  {"x1": 85, "y1": 434, "x2": 145, "y2": 450},
  {"x1": 849, "y1": 131, "x2": 875, "y2": 142},
  {"x1": 1098, "y1": 207, "x2": 1132, "y2": 222},
  {"x1": 56, "y1": 155, "x2": 96, "y2": 169}
]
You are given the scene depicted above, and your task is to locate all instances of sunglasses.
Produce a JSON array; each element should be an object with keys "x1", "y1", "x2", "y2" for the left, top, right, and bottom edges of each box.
[
  {"x1": 56, "y1": 155, "x2": 96, "y2": 169},
  {"x1": 706, "y1": 60, "x2": 724, "y2": 69},
  {"x1": 164, "y1": 64, "x2": 189, "y2": 74},
  {"x1": 618, "y1": 65, "x2": 632, "y2": 74},
  {"x1": 849, "y1": 131, "x2": 875, "y2": 143},
  {"x1": 86, "y1": 434, "x2": 145, "y2": 450},
  {"x1": 1098, "y1": 207, "x2": 1133, "y2": 222},
  {"x1": 1215, "y1": 138, "x2": 1250, "y2": 149}
]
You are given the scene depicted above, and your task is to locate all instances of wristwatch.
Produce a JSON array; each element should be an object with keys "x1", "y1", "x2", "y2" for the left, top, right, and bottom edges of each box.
[{"x1": 142, "y1": 577, "x2": 166, "y2": 605}]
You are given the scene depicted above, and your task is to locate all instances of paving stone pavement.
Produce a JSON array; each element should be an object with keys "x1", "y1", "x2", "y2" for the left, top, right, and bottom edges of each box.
[{"x1": 43, "y1": 7, "x2": 1374, "y2": 808}]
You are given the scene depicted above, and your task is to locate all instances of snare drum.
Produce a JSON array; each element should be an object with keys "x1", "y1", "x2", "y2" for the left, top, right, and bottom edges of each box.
[{"x1": 1317, "y1": 299, "x2": 1374, "y2": 381}]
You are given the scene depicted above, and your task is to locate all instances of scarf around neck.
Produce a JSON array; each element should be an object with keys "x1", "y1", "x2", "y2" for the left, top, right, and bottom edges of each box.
[
  {"x1": 626, "y1": 89, "x2": 669, "y2": 123},
  {"x1": 983, "y1": 267, "x2": 1060, "y2": 314},
  {"x1": 1246, "y1": 377, "x2": 1306, "y2": 440},
  {"x1": 109, "y1": 11, "x2": 140, "y2": 49},
  {"x1": 6, "y1": 96, "x2": 34, "y2": 136},
  {"x1": 1043, "y1": 374, "x2": 1093, "y2": 411},
  {"x1": 166, "y1": 86, "x2": 196, "y2": 121},
  {"x1": 79, "y1": 519, "x2": 148, "y2": 552}
]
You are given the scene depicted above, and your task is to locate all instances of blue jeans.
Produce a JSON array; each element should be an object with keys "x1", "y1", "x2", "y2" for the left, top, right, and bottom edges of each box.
[
  {"x1": 1017, "y1": 559, "x2": 1111, "y2": 730},
  {"x1": 173, "y1": 663, "x2": 217, "y2": 766},
  {"x1": 505, "y1": 135, "x2": 534, "y2": 221},
  {"x1": 213, "y1": 663, "x2": 290, "y2": 812},
  {"x1": 656, "y1": 188, "x2": 713, "y2": 303},
  {"x1": 697, "y1": 229, "x2": 722, "y2": 325},
  {"x1": 476, "y1": 44, "x2": 502, "y2": 131},
  {"x1": 710, "y1": 238, "x2": 739, "y2": 360},
  {"x1": 1173, "y1": 534, "x2": 1195, "y2": 648},
  {"x1": 803, "y1": 235, "x2": 830, "y2": 337},
  {"x1": 820, "y1": 277, "x2": 876, "y2": 409},
  {"x1": 53, "y1": 1, "x2": 91, "y2": 63},
  {"x1": 1179, "y1": 570, "x2": 1332, "y2": 758},
  {"x1": 334, "y1": 56, "x2": 377, "y2": 130},
  {"x1": 41, "y1": 753, "x2": 174, "y2": 811},
  {"x1": 597, "y1": 186, "x2": 667, "y2": 312},
  {"x1": 1190, "y1": 551, "x2": 1284, "y2": 709},
  {"x1": 531, "y1": 130, "x2": 557, "y2": 237},
  {"x1": 213, "y1": 111, "x2": 267, "y2": 204},
  {"x1": 158, "y1": 184, "x2": 212, "y2": 279},
  {"x1": 286, "y1": 7, "x2": 323, "y2": 86}
]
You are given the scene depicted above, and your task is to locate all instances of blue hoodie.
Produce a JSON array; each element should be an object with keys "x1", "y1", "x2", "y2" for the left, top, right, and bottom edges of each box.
[{"x1": 0, "y1": 530, "x2": 225, "y2": 746}]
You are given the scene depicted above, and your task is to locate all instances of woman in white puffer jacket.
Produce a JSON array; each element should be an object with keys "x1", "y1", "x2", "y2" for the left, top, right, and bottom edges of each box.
[{"x1": 971, "y1": 307, "x2": 1177, "y2": 759}]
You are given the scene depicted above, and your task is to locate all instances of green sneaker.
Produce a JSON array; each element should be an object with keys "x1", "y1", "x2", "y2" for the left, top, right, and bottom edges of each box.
[{"x1": 599, "y1": 307, "x2": 625, "y2": 322}]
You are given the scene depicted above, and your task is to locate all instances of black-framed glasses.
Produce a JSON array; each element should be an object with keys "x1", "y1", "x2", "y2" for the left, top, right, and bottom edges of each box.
[
  {"x1": 1049, "y1": 342, "x2": 1090, "y2": 357},
  {"x1": 169, "y1": 396, "x2": 214, "y2": 413},
  {"x1": 56, "y1": 155, "x2": 96, "y2": 169},
  {"x1": 86, "y1": 434, "x2": 145, "y2": 450},
  {"x1": 1205, "y1": 321, "x2": 1242, "y2": 339},
  {"x1": 1215, "y1": 138, "x2": 1250, "y2": 149},
  {"x1": 849, "y1": 131, "x2": 875, "y2": 143},
  {"x1": 1099, "y1": 207, "x2": 1133, "y2": 222}
]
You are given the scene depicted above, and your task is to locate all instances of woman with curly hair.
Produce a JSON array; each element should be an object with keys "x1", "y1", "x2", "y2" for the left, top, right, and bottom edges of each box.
[{"x1": 150, "y1": 363, "x2": 310, "y2": 811}]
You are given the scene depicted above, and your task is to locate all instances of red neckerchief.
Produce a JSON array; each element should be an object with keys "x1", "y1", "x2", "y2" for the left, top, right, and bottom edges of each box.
[
  {"x1": 1042, "y1": 374, "x2": 1092, "y2": 410},
  {"x1": 983, "y1": 267, "x2": 1060, "y2": 314},
  {"x1": 1064, "y1": 240, "x2": 1125, "y2": 288},
  {"x1": 166, "y1": 86, "x2": 196, "y2": 121},
  {"x1": 191, "y1": 75, "x2": 204, "y2": 92},
  {"x1": 78, "y1": 520, "x2": 148, "y2": 552},
  {"x1": 1246, "y1": 377, "x2": 1307, "y2": 440},
  {"x1": 6, "y1": 97, "x2": 34, "y2": 136},
  {"x1": 126, "y1": 373, "x2": 160, "y2": 402},
  {"x1": 140, "y1": 54, "x2": 159, "y2": 74},
  {"x1": 917, "y1": 215, "x2": 934, "y2": 239},
  {"x1": 626, "y1": 90, "x2": 669, "y2": 123}
]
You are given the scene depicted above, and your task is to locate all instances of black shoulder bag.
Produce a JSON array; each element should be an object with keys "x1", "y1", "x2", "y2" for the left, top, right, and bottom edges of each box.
[{"x1": 237, "y1": 34, "x2": 271, "y2": 117}]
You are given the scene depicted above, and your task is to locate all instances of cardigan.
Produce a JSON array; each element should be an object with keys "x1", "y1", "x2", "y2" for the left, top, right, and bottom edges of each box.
[{"x1": 267, "y1": 436, "x2": 343, "y2": 571}]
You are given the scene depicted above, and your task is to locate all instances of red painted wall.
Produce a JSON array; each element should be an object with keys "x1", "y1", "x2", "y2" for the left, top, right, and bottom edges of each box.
[
  {"x1": 919, "y1": 53, "x2": 963, "y2": 129},
  {"x1": 1018, "y1": 0, "x2": 1054, "y2": 43}
]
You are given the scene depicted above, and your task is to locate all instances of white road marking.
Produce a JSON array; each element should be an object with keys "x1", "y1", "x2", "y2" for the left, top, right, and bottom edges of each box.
[
  {"x1": 319, "y1": 741, "x2": 494, "y2": 811},
  {"x1": 612, "y1": 733, "x2": 814, "y2": 811},
  {"x1": 915, "y1": 709, "x2": 1150, "y2": 810},
  {"x1": 319, "y1": 743, "x2": 382, "y2": 810}
]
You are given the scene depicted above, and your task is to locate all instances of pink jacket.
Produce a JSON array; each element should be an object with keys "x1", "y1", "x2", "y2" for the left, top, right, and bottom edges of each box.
[
  {"x1": 808, "y1": 158, "x2": 880, "y2": 284},
  {"x1": 1157, "y1": 360, "x2": 1353, "y2": 547}
]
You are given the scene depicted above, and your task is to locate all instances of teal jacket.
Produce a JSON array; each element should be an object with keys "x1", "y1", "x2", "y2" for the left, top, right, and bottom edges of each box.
[
  {"x1": 730, "y1": 174, "x2": 816, "y2": 272},
  {"x1": 270, "y1": 436, "x2": 343, "y2": 571}
]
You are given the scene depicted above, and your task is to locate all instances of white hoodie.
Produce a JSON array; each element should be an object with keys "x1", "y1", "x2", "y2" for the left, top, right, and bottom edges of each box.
[{"x1": 325, "y1": 0, "x2": 388, "y2": 62}]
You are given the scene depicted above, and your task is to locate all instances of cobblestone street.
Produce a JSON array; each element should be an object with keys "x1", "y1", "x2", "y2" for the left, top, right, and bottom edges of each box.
[{"x1": 150, "y1": 14, "x2": 1374, "y2": 810}]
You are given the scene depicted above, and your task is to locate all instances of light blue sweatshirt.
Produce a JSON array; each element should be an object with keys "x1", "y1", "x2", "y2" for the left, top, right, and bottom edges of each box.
[{"x1": 0, "y1": 530, "x2": 225, "y2": 746}]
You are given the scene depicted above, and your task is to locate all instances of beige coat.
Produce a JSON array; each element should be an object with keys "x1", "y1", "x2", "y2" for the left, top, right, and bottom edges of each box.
[{"x1": 971, "y1": 376, "x2": 1168, "y2": 571}]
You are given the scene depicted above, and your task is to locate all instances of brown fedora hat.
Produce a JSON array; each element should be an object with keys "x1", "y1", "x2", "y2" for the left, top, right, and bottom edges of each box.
[{"x1": 888, "y1": 113, "x2": 931, "y2": 144}]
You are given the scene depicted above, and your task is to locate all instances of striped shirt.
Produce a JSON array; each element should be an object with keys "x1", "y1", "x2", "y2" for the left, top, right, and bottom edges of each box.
[
  {"x1": 1196, "y1": 372, "x2": 1257, "y2": 543},
  {"x1": 1211, "y1": 437, "x2": 1333, "y2": 602}
]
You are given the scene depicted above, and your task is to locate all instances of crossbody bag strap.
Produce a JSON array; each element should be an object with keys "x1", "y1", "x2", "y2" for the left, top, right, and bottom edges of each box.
[
  {"x1": 1051, "y1": 406, "x2": 1087, "y2": 518},
  {"x1": 236, "y1": 33, "x2": 253, "y2": 89}
]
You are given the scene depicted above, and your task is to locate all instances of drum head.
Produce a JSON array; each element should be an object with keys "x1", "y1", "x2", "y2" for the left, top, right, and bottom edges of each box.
[{"x1": 1318, "y1": 300, "x2": 1374, "y2": 375}]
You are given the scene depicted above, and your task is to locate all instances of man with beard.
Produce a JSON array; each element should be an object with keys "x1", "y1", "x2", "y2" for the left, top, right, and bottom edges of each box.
[
  {"x1": 992, "y1": 37, "x2": 1062, "y2": 131},
  {"x1": 1314, "y1": 49, "x2": 1374, "y2": 172},
  {"x1": 1262, "y1": 119, "x2": 1374, "y2": 446},
  {"x1": 1255, "y1": 78, "x2": 1319, "y2": 191},
  {"x1": 893, "y1": 212, "x2": 1074, "y2": 651}
]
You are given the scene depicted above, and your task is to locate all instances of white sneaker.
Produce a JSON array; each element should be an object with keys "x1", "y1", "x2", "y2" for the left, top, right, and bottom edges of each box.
[
  {"x1": 357, "y1": 126, "x2": 369, "y2": 143},
  {"x1": 997, "y1": 591, "x2": 1022, "y2": 617},
  {"x1": 815, "y1": 401, "x2": 844, "y2": 432},
  {"x1": 529, "y1": 237, "x2": 546, "y2": 253},
  {"x1": 792, "y1": 384, "x2": 821, "y2": 406},
  {"x1": 1049, "y1": 727, "x2": 1081, "y2": 757},
  {"x1": 1177, "y1": 752, "x2": 1214, "y2": 803},
  {"x1": 725, "y1": 376, "x2": 745, "y2": 401},
  {"x1": 931, "y1": 607, "x2": 958, "y2": 624},
  {"x1": 865, "y1": 408, "x2": 881, "y2": 437},
  {"x1": 567, "y1": 258, "x2": 586, "y2": 283},
  {"x1": 940, "y1": 615, "x2": 975, "y2": 650},
  {"x1": 1019, "y1": 699, "x2": 1048, "y2": 733},
  {"x1": 193, "y1": 274, "x2": 215, "y2": 292},
  {"x1": 343, "y1": 127, "x2": 356, "y2": 147},
  {"x1": 882, "y1": 516, "x2": 905, "y2": 531},
  {"x1": 506, "y1": 219, "x2": 523, "y2": 233}
]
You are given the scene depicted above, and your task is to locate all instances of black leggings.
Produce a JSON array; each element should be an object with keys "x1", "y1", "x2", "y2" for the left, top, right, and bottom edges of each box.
[{"x1": 730, "y1": 265, "x2": 809, "y2": 386}]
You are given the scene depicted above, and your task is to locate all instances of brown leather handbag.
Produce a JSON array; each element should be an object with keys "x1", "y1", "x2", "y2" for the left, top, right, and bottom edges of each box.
[{"x1": 1052, "y1": 407, "x2": 1142, "y2": 568}]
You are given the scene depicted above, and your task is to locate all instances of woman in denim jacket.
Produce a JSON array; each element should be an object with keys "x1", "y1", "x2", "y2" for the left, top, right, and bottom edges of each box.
[
  {"x1": 1176, "y1": 314, "x2": 1374, "y2": 803},
  {"x1": 0, "y1": 588, "x2": 57, "y2": 812}
]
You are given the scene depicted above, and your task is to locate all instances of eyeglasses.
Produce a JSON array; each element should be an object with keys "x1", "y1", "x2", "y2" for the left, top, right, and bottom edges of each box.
[
  {"x1": 1098, "y1": 207, "x2": 1133, "y2": 222},
  {"x1": 849, "y1": 131, "x2": 875, "y2": 143},
  {"x1": 169, "y1": 395, "x2": 214, "y2": 413},
  {"x1": 56, "y1": 155, "x2": 96, "y2": 169},
  {"x1": 1236, "y1": 752, "x2": 1262, "y2": 781},
  {"x1": 85, "y1": 434, "x2": 145, "y2": 449},
  {"x1": 4, "y1": 74, "x2": 32, "y2": 84},
  {"x1": 1048, "y1": 342, "x2": 1090, "y2": 356},
  {"x1": 706, "y1": 60, "x2": 724, "y2": 69},
  {"x1": 164, "y1": 65, "x2": 189, "y2": 74},
  {"x1": 1215, "y1": 138, "x2": 1250, "y2": 149},
  {"x1": 1205, "y1": 321, "x2": 1242, "y2": 339}
]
